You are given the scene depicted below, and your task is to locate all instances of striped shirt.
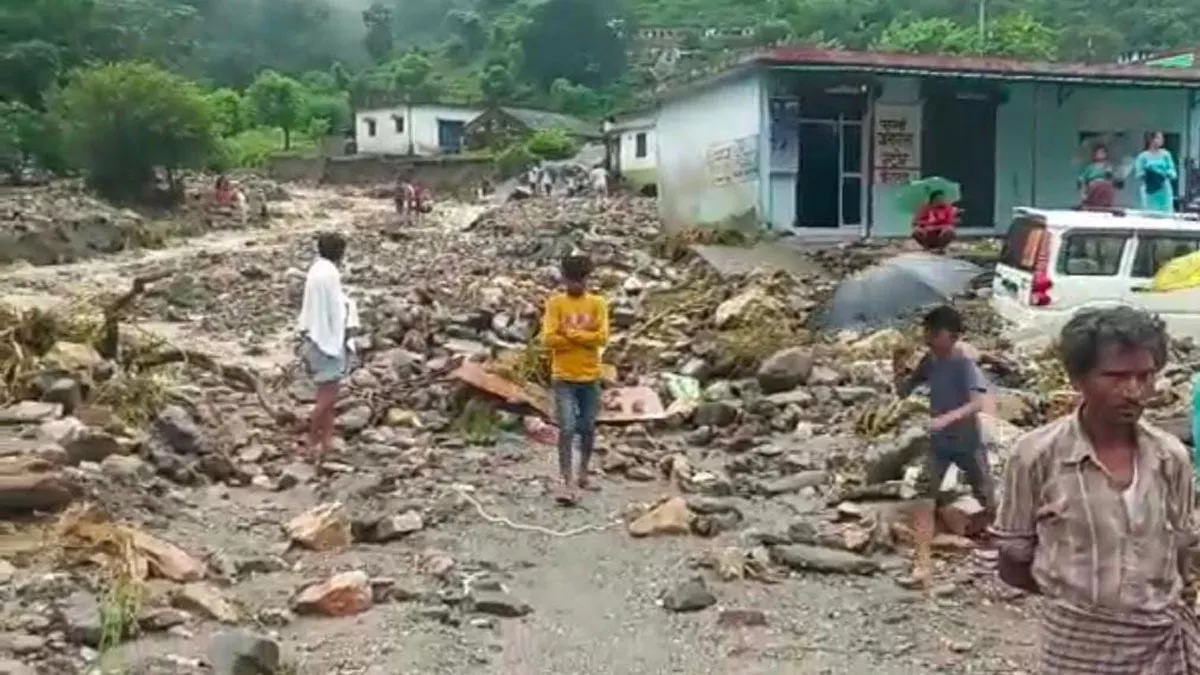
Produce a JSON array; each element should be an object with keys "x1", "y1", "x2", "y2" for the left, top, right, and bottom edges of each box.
[{"x1": 991, "y1": 412, "x2": 1196, "y2": 613}]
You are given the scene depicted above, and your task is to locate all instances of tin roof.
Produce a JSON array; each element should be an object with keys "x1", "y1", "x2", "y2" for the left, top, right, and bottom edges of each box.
[
  {"x1": 498, "y1": 107, "x2": 601, "y2": 138},
  {"x1": 753, "y1": 47, "x2": 1200, "y2": 86}
]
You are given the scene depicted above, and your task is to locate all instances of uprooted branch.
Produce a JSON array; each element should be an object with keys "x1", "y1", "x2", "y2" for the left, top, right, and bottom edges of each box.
[{"x1": 101, "y1": 270, "x2": 173, "y2": 359}]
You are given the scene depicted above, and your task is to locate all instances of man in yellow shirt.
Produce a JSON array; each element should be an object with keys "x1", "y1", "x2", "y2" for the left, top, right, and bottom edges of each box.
[{"x1": 541, "y1": 254, "x2": 609, "y2": 503}]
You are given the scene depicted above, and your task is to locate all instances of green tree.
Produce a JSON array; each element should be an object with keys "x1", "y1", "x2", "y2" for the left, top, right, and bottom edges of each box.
[
  {"x1": 525, "y1": 128, "x2": 576, "y2": 160},
  {"x1": 247, "y1": 70, "x2": 308, "y2": 150},
  {"x1": 392, "y1": 51, "x2": 440, "y2": 101},
  {"x1": 480, "y1": 59, "x2": 516, "y2": 103},
  {"x1": 446, "y1": 10, "x2": 486, "y2": 56},
  {"x1": 362, "y1": 2, "x2": 394, "y2": 63},
  {"x1": 755, "y1": 19, "x2": 792, "y2": 45},
  {"x1": 520, "y1": 0, "x2": 627, "y2": 88},
  {"x1": 987, "y1": 11, "x2": 1059, "y2": 60},
  {"x1": 549, "y1": 78, "x2": 603, "y2": 117},
  {"x1": 0, "y1": 40, "x2": 62, "y2": 108},
  {"x1": 0, "y1": 102, "x2": 62, "y2": 178},
  {"x1": 53, "y1": 62, "x2": 215, "y2": 199},
  {"x1": 305, "y1": 91, "x2": 351, "y2": 134},
  {"x1": 205, "y1": 88, "x2": 247, "y2": 137},
  {"x1": 873, "y1": 18, "x2": 978, "y2": 55}
]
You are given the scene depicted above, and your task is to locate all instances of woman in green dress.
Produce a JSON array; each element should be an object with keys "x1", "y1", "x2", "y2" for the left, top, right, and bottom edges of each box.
[{"x1": 1135, "y1": 131, "x2": 1177, "y2": 213}]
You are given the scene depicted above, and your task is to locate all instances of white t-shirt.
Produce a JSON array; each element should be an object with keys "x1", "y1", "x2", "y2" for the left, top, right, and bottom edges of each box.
[{"x1": 297, "y1": 258, "x2": 350, "y2": 357}]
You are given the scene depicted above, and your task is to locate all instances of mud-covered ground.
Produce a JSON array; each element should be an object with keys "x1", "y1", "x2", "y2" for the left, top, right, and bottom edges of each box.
[{"x1": 0, "y1": 185, "x2": 1038, "y2": 675}]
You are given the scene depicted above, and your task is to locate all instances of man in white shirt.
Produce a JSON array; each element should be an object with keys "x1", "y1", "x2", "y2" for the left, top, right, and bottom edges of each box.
[
  {"x1": 590, "y1": 166, "x2": 609, "y2": 209},
  {"x1": 297, "y1": 232, "x2": 355, "y2": 464}
]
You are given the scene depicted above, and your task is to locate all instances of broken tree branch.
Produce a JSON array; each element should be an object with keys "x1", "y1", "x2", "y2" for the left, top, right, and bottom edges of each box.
[{"x1": 101, "y1": 270, "x2": 173, "y2": 360}]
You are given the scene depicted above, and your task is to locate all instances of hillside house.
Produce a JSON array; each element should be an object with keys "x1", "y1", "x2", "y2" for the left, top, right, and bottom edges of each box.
[
  {"x1": 608, "y1": 112, "x2": 657, "y2": 189},
  {"x1": 652, "y1": 47, "x2": 1200, "y2": 238},
  {"x1": 354, "y1": 103, "x2": 483, "y2": 156},
  {"x1": 463, "y1": 107, "x2": 600, "y2": 151}
]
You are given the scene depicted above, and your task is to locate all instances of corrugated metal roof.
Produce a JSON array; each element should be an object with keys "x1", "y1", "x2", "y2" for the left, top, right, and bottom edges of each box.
[
  {"x1": 499, "y1": 107, "x2": 601, "y2": 138},
  {"x1": 754, "y1": 47, "x2": 1200, "y2": 86}
]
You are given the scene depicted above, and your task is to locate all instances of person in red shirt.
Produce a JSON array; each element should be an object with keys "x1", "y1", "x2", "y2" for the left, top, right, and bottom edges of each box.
[{"x1": 912, "y1": 190, "x2": 959, "y2": 252}]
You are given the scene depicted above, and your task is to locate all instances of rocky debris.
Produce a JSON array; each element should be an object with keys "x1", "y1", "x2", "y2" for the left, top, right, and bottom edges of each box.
[
  {"x1": 285, "y1": 502, "x2": 352, "y2": 551},
  {"x1": 471, "y1": 591, "x2": 533, "y2": 618},
  {"x1": 661, "y1": 576, "x2": 717, "y2": 612},
  {"x1": 153, "y1": 405, "x2": 204, "y2": 455},
  {"x1": 0, "y1": 659, "x2": 37, "y2": 675},
  {"x1": 717, "y1": 608, "x2": 768, "y2": 628},
  {"x1": 756, "y1": 347, "x2": 814, "y2": 394},
  {"x1": 627, "y1": 497, "x2": 693, "y2": 537},
  {"x1": 56, "y1": 590, "x2": 103, "y2": 646},
  {"x1": 173, "y1": 582, "x2": 240, "y2": 624},
  {"x1": 292, "y1": 570, "x2": 374, "y2": 617},
  {"x1": 0, "y1": 454, "x2": 82, "y2": 511},
  {"x1": 769, "y1": 544, "x2": 880, "y2": 576},
  {"x1": 207, "y1": 630, "x2": 281, "y2": 675},
  {"x1": 371, "y1": 510, "x2": 425, "y2": 542}
]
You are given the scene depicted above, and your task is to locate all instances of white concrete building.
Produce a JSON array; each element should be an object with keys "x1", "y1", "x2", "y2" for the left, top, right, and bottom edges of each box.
[
  {"x1": 610, "y1": 112, "x2": 657, "y2": 188},
  {"x1": 654, "y1": 47, "x2": 1200, "y2": 237},
  {"x1": 354, "y1": 103, "x2": 484, "y2": 156}
]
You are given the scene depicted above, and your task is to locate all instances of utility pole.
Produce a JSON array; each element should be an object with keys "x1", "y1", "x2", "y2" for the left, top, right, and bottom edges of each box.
[{"x1": 977, "y1": 0, "x2": 987, "y2": 47}]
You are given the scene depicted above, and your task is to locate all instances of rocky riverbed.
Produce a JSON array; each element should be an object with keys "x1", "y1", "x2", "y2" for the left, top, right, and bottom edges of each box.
[{"x1": 1, "y1": 182, "x2": 1194, "y2": 674}]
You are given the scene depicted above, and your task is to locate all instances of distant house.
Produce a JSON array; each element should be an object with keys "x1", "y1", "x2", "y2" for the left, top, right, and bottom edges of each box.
[
  {"x1": 609, "y1": 111, "x2": 657, "y2": 189},
  {"x1": 354, "y1": 103, "x2": 484, "y2": 156},
  {"x1": 464, "y1": 107, "x2": 601, "y2": 151}
]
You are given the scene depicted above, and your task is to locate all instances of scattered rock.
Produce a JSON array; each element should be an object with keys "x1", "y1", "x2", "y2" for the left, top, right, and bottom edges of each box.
[
  {"x1": 174, "y1": 582, "x2": 240, "y2": 624},
  {"x1": 286, "y1": 502, "x2": 352, "y2": 551},
  {"x1": 292, "y1": 570, "x2": 373, "y2": 617},
  {"x1": 661, "y1": 576, "x2": 716, "y2": 612},
  {"x1": 628, "y1": 497, "x2": 692, "y2": 537},
  {"x1": 759, "y1": 470, "x2": 827, "y2": 495},
  {"x1": 154, "y1": 405, "x2": 204, "y2": 454},
  {"x1": 374, "y1": 510, "x2": 425, "y2": 541},
  {"x1": 769, "y1": 544, "x2": 880, "y2": 576},
  {"x1": 0, "y1": 401, "x2": 62, "y2": 425},
  {"x1": 57, "y1": 591, "x2": 103, "y2": 646},
  {"x1": 717, "y1": 608, "x2": 768, "y2": 627},
  {"x1": 471, "y1": 591, "x2": 532, "y2": 618},
  {"x1": 208, "y1": 629, "x2": 281, "y2": 675},
  {"x1": 756, "y1": 347, "x2": 814, "y2": 394}
]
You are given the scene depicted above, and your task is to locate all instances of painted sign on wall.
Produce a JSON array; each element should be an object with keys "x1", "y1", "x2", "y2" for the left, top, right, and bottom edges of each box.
[
  {"x1": 769, "y1": 98, "x2": 800, "y2": 173},
  {"x1": 873, "y1": 104, "x2": 922, "y2": 185},
  {"x1": 707, "y1": 135, "x2": 760, "y2": 186}
]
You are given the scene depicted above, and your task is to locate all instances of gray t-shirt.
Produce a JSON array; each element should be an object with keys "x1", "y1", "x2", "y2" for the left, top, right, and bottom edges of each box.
[{"x1": 898, "y1": 349, "x2": 989, "y2": 456}]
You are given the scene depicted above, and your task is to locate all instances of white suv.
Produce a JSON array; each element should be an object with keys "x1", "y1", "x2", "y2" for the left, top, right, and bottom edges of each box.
[{"x1": 992, "y1": 207, "x2": 1200, "y2": 340}]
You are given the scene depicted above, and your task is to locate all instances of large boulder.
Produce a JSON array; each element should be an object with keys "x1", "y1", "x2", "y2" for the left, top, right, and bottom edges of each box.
[{"x1": 756, "y1": 347, "x2": 814, "y2": 394}]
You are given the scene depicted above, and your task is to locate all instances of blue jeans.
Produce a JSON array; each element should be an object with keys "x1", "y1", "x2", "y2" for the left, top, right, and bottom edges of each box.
[{"x1": 553, "y1": 380, "x2": 599, "y2": 479}]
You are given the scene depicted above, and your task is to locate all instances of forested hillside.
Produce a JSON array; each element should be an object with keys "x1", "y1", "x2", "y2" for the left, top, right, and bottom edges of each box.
[{"x1": 4, "y1": 0, "x2": 1200, "y2": 198}]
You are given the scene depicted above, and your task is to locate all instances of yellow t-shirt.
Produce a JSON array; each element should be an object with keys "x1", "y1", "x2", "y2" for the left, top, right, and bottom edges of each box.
[{"x1": 540, "y1": 291, "x2": 609, "y2": 382}]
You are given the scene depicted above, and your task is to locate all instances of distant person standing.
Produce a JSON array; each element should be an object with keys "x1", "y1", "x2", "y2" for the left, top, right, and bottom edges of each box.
[
  {"x1": 1136, "y1": 131, "x2": 1177, "y2": 213},
  {"x1": 540, "y1": 253, "x2": 609, "y2": 504},
  {"x1": 590, "y1": 166, "x2": 609, "y2": 208},
  {"x1": 297, "y1": 232, "x2": 357, "y2": 465}
]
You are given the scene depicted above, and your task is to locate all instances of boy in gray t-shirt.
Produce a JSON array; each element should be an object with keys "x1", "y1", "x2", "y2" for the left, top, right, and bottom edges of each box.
[{"x1": 895, "y1": 305, "x2": 996, "y2": 585}]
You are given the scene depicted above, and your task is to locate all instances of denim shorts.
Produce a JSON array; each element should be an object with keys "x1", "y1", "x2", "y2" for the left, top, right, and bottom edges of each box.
[{"x1": 304, "y1": 341, "x2": 346, "y2": 384}]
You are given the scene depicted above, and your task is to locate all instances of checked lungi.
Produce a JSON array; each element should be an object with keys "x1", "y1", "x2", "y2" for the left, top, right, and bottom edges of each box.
[{"x1": 1041, "y1": 599, "x2": 1200, "y2": 674}]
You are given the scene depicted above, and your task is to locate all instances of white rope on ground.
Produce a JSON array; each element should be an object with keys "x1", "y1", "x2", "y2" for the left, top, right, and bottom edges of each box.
[{"x1": 454, "y1": 488, "x2": 622, "y2": 538}]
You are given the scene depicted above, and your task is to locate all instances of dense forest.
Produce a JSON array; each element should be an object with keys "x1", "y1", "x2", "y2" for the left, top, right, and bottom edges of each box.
[{"x1": 4, "y1": 0, "x2": 1200, "y2": 198}]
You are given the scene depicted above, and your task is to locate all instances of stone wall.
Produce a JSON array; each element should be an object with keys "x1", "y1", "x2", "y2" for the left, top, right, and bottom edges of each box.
[{"x1": 265, "y1": 154, "x2": 496, "y2": 195}]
